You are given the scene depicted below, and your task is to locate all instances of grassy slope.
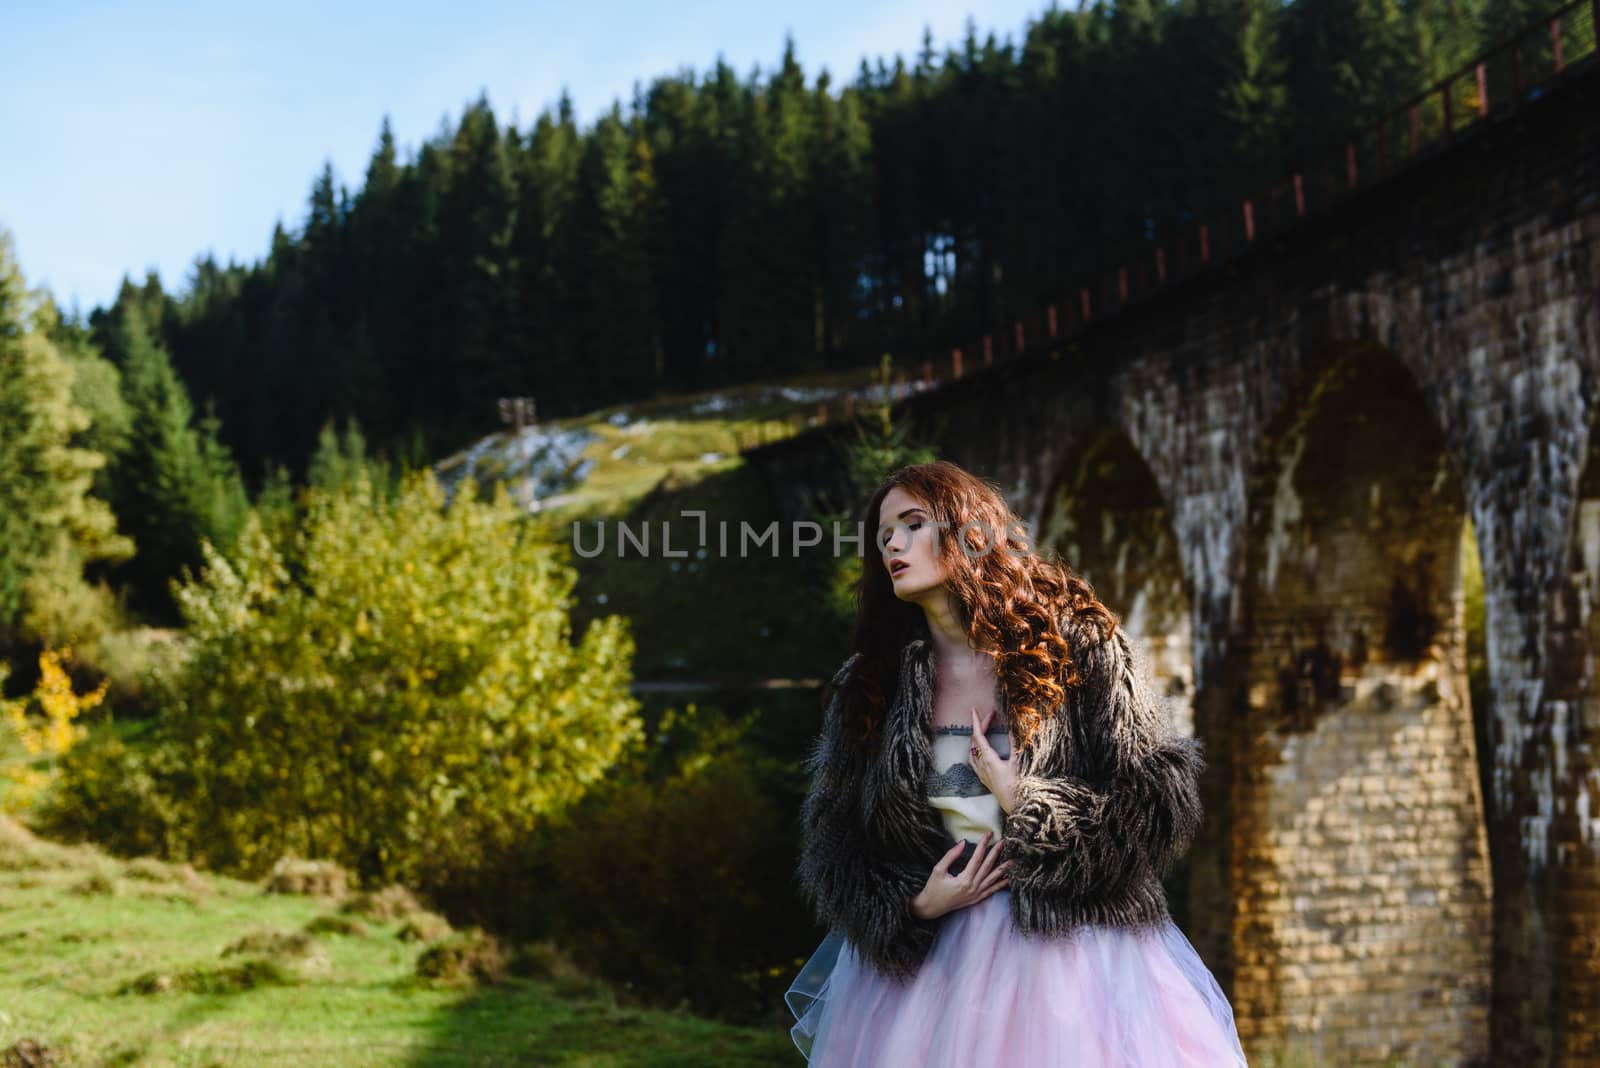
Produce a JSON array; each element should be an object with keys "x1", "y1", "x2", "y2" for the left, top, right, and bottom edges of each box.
[
  {"x1": 0, "y1": 817, "x2": 796, "y2": 1068},
  {"x1": 441, "y1": 368, "x2": 879, "y2": 525}
]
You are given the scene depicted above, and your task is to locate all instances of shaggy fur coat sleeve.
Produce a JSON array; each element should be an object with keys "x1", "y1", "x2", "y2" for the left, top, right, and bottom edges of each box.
[
  {"x1": 1000, "y1": 622, "x2": 1207, "y2": 903},
  {"x1": 794, "y1": 653, "x2": 942, "y2": 982}
]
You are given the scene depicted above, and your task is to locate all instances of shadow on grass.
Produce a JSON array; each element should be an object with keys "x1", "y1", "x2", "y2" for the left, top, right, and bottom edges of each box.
[{"x1": 398, "y1": 974, "x2": 798, "y2": 1068}]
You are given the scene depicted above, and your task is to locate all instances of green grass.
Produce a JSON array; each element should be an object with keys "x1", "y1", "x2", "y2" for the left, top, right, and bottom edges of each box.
[{"x1": 0, "y1": 817, "x2": 796, "y2": 1067}]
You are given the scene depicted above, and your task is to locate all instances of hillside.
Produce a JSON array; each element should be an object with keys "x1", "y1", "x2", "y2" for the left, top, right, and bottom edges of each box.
[
  {"x1": 428, "y1": 365, "x2": 925, "y2": 522},
  {"x1": 0, "y1": 817, "x2": 795, "y2": 1067}
]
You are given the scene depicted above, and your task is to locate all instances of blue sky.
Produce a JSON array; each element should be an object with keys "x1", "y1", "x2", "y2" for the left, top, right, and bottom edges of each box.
[{"x1": 3, "y1": 0, "x2": 1056, "y2": 319}]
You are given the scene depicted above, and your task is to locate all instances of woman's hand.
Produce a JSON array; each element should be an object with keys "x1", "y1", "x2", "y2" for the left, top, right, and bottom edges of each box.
[
  {"x1": 909, "y1": 832, "x2": 1011, "y2": 920},
  {"x1": 968, "y1": 704, "x2": 1019, "y2": 815}
]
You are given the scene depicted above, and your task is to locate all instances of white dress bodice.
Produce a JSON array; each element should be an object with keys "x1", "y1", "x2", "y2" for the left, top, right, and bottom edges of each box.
[{"x1": 925, "y1": 724, "x2": 1012, "y2": 846}]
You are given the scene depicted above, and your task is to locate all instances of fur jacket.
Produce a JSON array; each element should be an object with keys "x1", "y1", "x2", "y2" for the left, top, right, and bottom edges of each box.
[{"x1": 794, "y1": 613, "x2": 1207, "y2": 983}]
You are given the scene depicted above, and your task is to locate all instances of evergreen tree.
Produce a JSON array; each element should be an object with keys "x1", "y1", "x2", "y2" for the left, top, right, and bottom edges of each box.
[
  {"x1": 1167, "y1": 0, "x2": 1291, "y2": 210},
  {"x1": 718, "y1": 36, "x2": 819, "y2": 376},
  {"x1": 439, "y1": 96, "x2": 518, "y2": 437},
  {"x1": 1406, "y1": 0, "x2": 1486, "y2": 83},
  {"x1": 0, "y1": 226, "x2": 134, "y2": 651},
  {"x1": 306, "y1": 414, "x2": 393, "y2": 499},
  {"x1": 1282, "y1": 0, "x2": 1419, "y2": 159},
  {"x1": 810, "y1": 71, "x2": 876, "y2": 361},
  {"x1": 640, "y1": 75, "x2": 726, "y2": 388},
  {"x1": 37, "y1": 291, "x2": 132, "y2": 503},
  {"x1": 509, "y1": 93, "x2": 583, "y2": 413},
  {"x1": 1476, "y1": 0, "x2": 1553, "y2": 49},
  {"x1": 349, "y1": 117, "x2": 408, "y2": 445},
  {"x1": 103, "y1": 302, "x2": 247, "y2": 623},
  {"x1": 573, "y1": 105, "x2": 657, "y2": 400},
  {"x1": 193, "y1": 396, "x2": 253, "y2": 545}
]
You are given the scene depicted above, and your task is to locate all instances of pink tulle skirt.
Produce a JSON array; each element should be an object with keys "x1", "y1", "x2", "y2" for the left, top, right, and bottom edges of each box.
[{"x1": 785, "y1": 889, "x2": 1249, "y2": 1066}]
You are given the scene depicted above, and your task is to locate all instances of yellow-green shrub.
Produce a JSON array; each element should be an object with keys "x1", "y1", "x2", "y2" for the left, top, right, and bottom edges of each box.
[
  {"x1": 35, "y1": 723, "x2": 183, "y2": 857},
  {"x1": 50, "y1": 466, "x2": 643, "y2": 888}
]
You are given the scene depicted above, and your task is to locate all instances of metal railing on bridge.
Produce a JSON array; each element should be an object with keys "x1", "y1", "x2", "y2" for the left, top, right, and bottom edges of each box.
[{"x1": 782, "y1": 0, "x2": 1599, "y2": 438}]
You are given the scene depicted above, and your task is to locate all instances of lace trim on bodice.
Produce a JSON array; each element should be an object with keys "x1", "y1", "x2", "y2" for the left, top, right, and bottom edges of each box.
[{"x1": 926, "y1": 761, "x2": 990, "y2": 797}]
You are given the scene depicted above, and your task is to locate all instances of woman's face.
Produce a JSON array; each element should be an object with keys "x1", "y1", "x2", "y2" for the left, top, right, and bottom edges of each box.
[{"x1": 878, "y1": 486, "x2": 945, "y2": 601}]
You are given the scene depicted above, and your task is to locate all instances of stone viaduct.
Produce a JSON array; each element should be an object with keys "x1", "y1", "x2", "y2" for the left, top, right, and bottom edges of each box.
[{"x1": 752, "y1": 31, "x2": 1600, "y2": 1068}]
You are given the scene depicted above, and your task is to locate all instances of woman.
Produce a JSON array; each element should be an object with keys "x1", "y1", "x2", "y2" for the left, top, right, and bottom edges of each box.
[{"x1": 785, "y1": 460, "x2": 1247, "y2": 1066}]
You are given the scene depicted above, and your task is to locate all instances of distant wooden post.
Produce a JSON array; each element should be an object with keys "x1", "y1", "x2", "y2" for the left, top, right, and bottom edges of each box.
[{"x1": 498, "y1": 396, "x2": 537, "y2": 434}]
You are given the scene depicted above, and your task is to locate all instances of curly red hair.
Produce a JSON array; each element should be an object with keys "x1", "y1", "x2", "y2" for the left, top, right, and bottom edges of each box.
[{"x1": 829, "y1": 459, "x2": 1119, "y2": 757}]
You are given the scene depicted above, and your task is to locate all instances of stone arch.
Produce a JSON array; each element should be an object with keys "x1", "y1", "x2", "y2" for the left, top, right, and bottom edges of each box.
[
  {"x1": 1230, "y1": 340, "x2": 1494, "y2": 1064},
  {"x1": 1036, "y1": 426, "x2": 1195, "y2": 729}
]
